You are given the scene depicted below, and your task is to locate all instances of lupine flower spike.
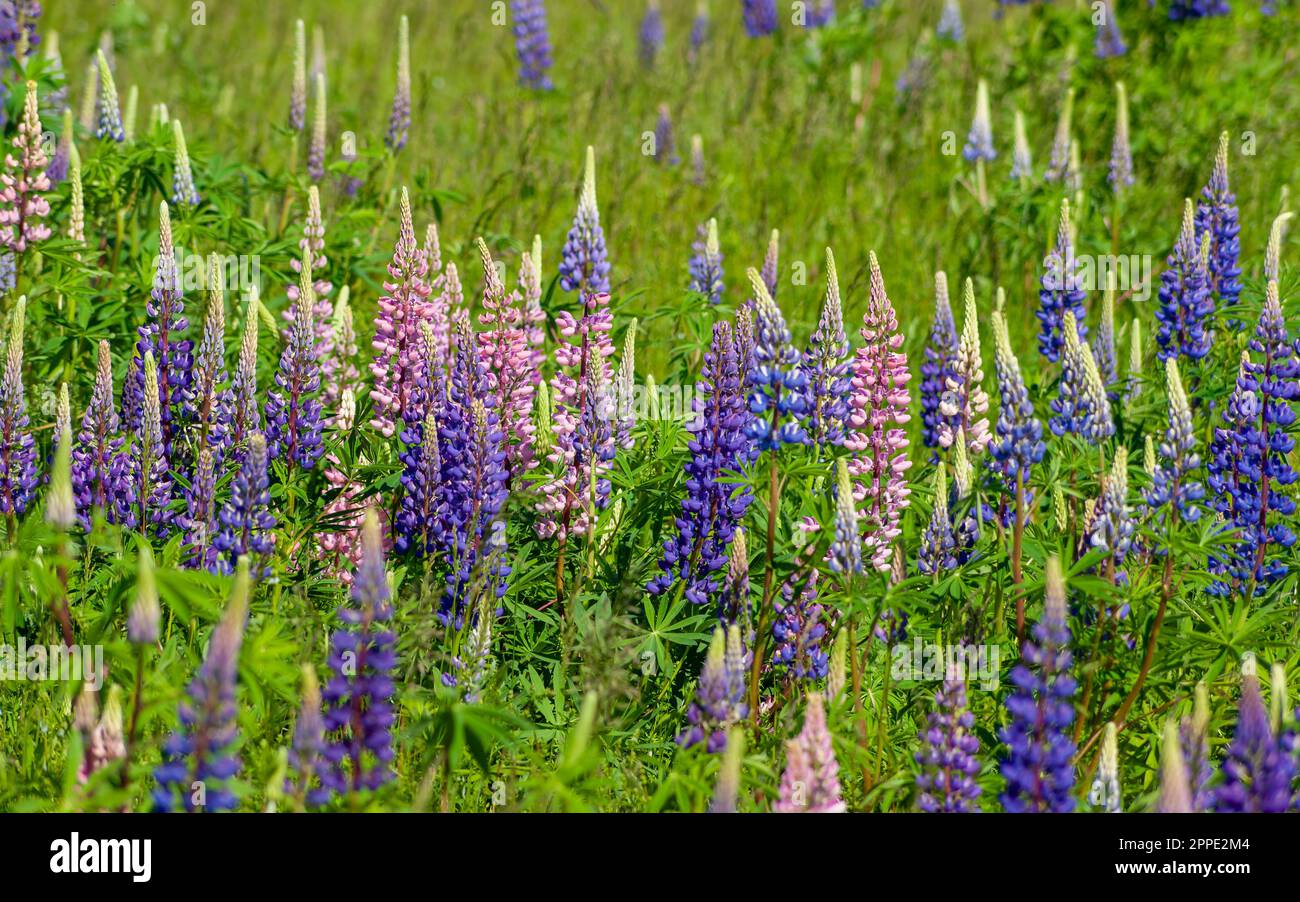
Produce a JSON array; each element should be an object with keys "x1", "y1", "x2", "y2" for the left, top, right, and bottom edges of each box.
[
  {"x1": 774, "y1": 694, "x2": 845, "y2": 812},
  {"x1": 264, "y1": 252, "x2": 325, "y2": 471},
  {"x1": 211, "y1": 432, "x2": 276, "y2": 576},
  {"x1": 1155, "y1": 200, "x2": 1214, "y2": 363},
  {"x1": 512, "y1": 0, "x2": 555, "y2": 90},
  {"x1": 95, "y1": 50, "x2": 124, "y2": 142},
  {"x1": 1108, "y1": 82, "x2": 1134, "y2": 192},
  {"x1": 742, "y1": 0, "x2": 779, "y2": 37},
  {"x1": 937, "y1": 278, "x2": 990, "y2": 458},
  {"x1": 1195, "y1": 132, "x2": 1242, "y2": 308},
  {"x1": 744, "y1": 268, "x2": 808, "y2": 450},
  {"x1": 845, "y1": 252, "x2": 912, "y2": 570},
  {"x1": 1000, "y1": 556, "x2": 1076, "y2": 812},
  {"x1": 688, "y1": 217, "x2": 725, "y2": 305},
  {"x1": 920, "y1": 272, "x2": 959, "y2": 453},
  {"x1": 639, "y1": 0, "x2": 664, "y2": 70},
  {"x1": 1037, "y1": 198, "x2": 1087, "y2": 362},
  {"x1": 1093, "y1": 0, "x2": 1126, "y2": 59},
  {"x1": 801, "y1": 247, "x2": 850, "y2": 448},
  {"x1": 1213, "y1": 655, "x2": 1294, "y2": 812},
  {"x1": 0, "y1": 297, "x2": 35, "y2": 525},
  {"x1": 289, "y1": 19, "x2": 306, "y2": 131},
  {"x1": 307, "y1": 73, "x2": 326, "y2": 182},
  {"x1": 153, "y1": 558, "x2": 250, "y2": 812},
  {"x1": 1043, "y1": 89, "x2": 1073, "y2": 183},
  {"x1": 385, "y1": 15, "x2": 411, "y2": 151},
  {"x1": 915, "y1": 647, "x2": 982, "y2": 812},
  {"x1": 1145, "y1": 357, "x2": 1204, "y2": 524},
  {"x1": 72, "y1": 340, "x2": 129, "y2": 529},
  {"x1": 678, "y1": 624, "x2": 748, "y2": 752},
  {"x1": 0, "y1": 81, "x2": 52, "y2": 255},
  {"x1": 559, "y1": 146, "x2": 611, "y2": 295},
  {"x1": 1011, "y1": 109, "x2": 1032, "y2": 181}
]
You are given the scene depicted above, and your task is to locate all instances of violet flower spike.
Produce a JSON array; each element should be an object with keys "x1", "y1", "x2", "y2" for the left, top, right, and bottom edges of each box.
[
  {"x1": 775, "y1": 694, "x2": 845, "y2": 812},
  {"x1": 0, "y1": 297, "x2": 36, "y2": 521},
  {"x1": 384, "y1": 15, "x2": 411, "y2": 152}
]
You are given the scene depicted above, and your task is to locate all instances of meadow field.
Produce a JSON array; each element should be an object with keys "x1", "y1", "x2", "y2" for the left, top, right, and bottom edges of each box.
[{"x1": 0, "y1": 0, "x2": 1298, "y2": 815}]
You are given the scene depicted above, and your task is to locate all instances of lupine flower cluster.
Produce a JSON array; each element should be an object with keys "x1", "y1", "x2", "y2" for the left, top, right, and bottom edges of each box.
[
  {"x1": 1037, "y1": 199, "x2": 1087, "y2": 363},
  {"x1": 370, "y1": 189, "x2": 432, "y2": 437},
  {"x1": 741, "y1": 0, "x2": 778, "y2": 37},
  {"x1": 559, "y1": 147, "x2": 611, "y2": 296},
  {"x1": 936, "y1": 279, "x2": 990, "y2": 458},
  {"x1": 264, "y1": 257, "x2": 325, "y2": 471},
  {"x1": 1194, "y1": 133, "x2": 1242, "y2": 308},
  {"x1": 0, "y1": 81, "x2": 52, "y2": 254},
  {"x1": 1213, "y1": 657, "x2": 1294, "y2": 812},
  {"x1": 745, "y1": 269, "x2": 808, "y2": 450},
  {"x1": 678, "y1": 624, "x2": 748, "y2": 752},
  {"x1": 385, "y1": 15, "x2": 411, "y2": 152},
  {"x1": 0, "y1": 297, "x2": 35, "y2": 521},
  {"x1": 920, "y1": 272, "x2": 960, "y2": 453},
  {"x1": 1050, "y1": 312, "x2": 1113, "y2": 443},
  {"x1": 1145, "y1": 358, "x2": 1204, "y2": 525},
  {"x1": 688, "y1": 218, "x2": 725, "y2": 306},
  {"x1": 800, "y1": 249, "x2": 850, "y2": 448},
  {"x1": 775, "y1": 694, "x2": 844, "y2": 812},
  {"x1": 915, "y1": 652, "x2": 982, "y2": 812},
  {"x1": 1155, "y1": 200, "x2": 1214, "y2": 362},
  {"x1": 989, "y1": 309, "x2": 1044, "y2": 496},
  {"x1": 512, "y1": 0, "x2": 554, "y2": 90}
]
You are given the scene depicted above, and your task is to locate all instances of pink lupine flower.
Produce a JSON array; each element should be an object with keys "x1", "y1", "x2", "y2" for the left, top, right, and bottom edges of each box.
[
  {"x1": 775, "y1": 694, "x2": 845, "y2": 812},
  {"x1": 476, "y1": 239, "x2": 539, "y2": 481},
  {"x1": 0, "y1": 81, "x2": 53, "y2": 255},
  {"x1": 843, "y1": 252, "x2": 912, "y2": 571},
  {"x1": 369, "y1": 188, "x2": 432, "y2": 437},
  {"x1": 535, "y1": 290, "x2": 616, "y2": 540}
]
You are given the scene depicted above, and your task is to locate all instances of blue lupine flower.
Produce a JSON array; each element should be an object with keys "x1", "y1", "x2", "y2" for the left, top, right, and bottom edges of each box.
[
  {"x1": 688, "y1": 218, "x2": 725, "y2": 305},
  {"x1": 1194, "y1": 133, "x2": 1243, "y2": 308},
  {"x1": 653, "y1": 103, "x2": 680, "y2": 166},
  {"x1": 741, "y1": 0, "x2": 778, "y2": 37},
  {"x1": 153, "y1": 559, "x2": 250, "y2": 812},
  {"x1": 263, "y1": 257, "x2": 325, "y2": 471},
  {"x1": 918, "y1": 468, "x2": 958, "y2": 575},
  {"x1": 772, "y1": 570, "x2": 827, "y2": 680},
  {"x1": 1145, "y1": 358, "x2": 1204, "y2": 523},
  {"x1": 937, "y1": 0, "x2": 964, "y2": 42},
  {"x1": 1108, "y1": 82, "x2": 1134, "y2": 192},
  {"x1": 558, "y1": 147, "x2": 611, "y2": 295},
  {"x1": 1214, "y1": 658, "x2": 1295, "y2": 812},
  {"x1": 639, "y1": 0, "x2": 664, "y2": 69},
  {"x1": 744, "y1": 268, "x2": 808, "y2": 450},
  {"x1": 72, "y1": 340, "x2": 132, "y2": 530},
  {"x1": 1050, "y1": 312, "x2": 1113, "y2": 442},
  {"x1": 963, "y1": 80, "x2": 995, "y2": 162},
  {"x1": 511, "y1": 0, "x2": 554, "y2": 90},
  {"x1": 1155, "y1": 200, "x2": 1214, "y2": 362},
  {"x1": 828, "y1": 459, "x2": 863, "y2": 576},
  {"x1": 800, "y1": 248, "x2": 851, "y2": 448},
  {"x1": 648, "y1": 322, "x2": 753, "y2": 608},
  {"x1": 1037, "y1": 199, "x2": 1087, "y2": 363},
  {"x1": 1089, "y1": 447, "x2": 1135, "y2": 579},
  {"x1": 678, "y1": 625, "x2": 748, "y2": 752},
  {"x1": 1169, "y1": 0, "x2": 1231, "y2": 20},
  {"x1": 804, "y1": 0, "x2": 836, "y2": 27},
  {"x1": 1094, "y1": 0, "x2": 1126, "y2": 58},
  {"x1": 1206, "y1": 285, "x2": 1299, "y2": 597},
  {"x1": 322, "y1": 510, "x2": 397, "y2": 797},
  {"x1": 211, "y1": 432, "x2": 277, "y2": 576},
  {"x1": 921, "y1": 273, "x2": 960, "y2": 454},
  {"x1": 990, "y1": 309, "x2": 1045, "y2": 494},
  {"x1": 915, "y1": 651, "x2": 982, "y2": 812},
  {"x1": 1000, "y1": 556, "x2": 1077, "y2": 813},
  {"x1": 0, "y1": 297, "x2": 36, "y2": 522}
]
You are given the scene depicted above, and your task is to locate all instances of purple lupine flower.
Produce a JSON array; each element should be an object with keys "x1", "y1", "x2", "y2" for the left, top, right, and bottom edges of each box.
[
  {"x1": 962, "y1": 79, "x2": 994, "y2": 162},
  {"x1": 180, "y1": 446, "x2": 217, "y2": 569},
  {"x1": 741, "y1": 0, "x2": 778, "y2": 37},
  {"x1": 286, "y1": 664, "x2": 330, "y2": 808},
  {"x1": 1169, "y1": 0, "x2": 1231, "y2": 19},
  {"x1": 476, "y1": 239, "x2": 540, "y2": 481},
  {"x1": 1108, "y1": 82, "x2": 1134, "y2": 192},
  {"x1": 803, "y1": 0, "x2": 836, "y2": 27},
  {"x1": 772, "y1": 570, "x2": 827, "y2": 680},
  {"x1": 396, "y1": 401, "x2": 441, "y2": 557},
  {"x1": 322, "y1": 509, "x2": 397, "y2": 797},
  {"x1": 920, "y1": 272, "x2": 959, "y2": 453},
  {"x1": 1214, "y1": 659, "x2": 1294, "y2": 812},
  {"x1": 559, "y1": 147, "x2": 611, "y2": 296},
  {"x1": 264, "y1": 255, "x2": 325, "y2": 472},
  {"x1": 648, "y1": 321, "x2": 753, "y2": 607},
  {"x1": 1206, "y1": 286, "x2": 1300, "y2": 597},
  {"x1": 639, "y1": 0, "x2": 664, "y2": 69},
  {"x1": 436, "y1": 321, "x2": 510, "y2": 628},
  {"x1": 1000, "y1": 556, "x2": 1077, "y2": 813},
  {"x1": 0, "y1": 81, "x2": 53, "y2": 255},
  {"x1": 384, "y1": 15, "x2": 411, "y2": 152},
  {"x1": 1093, "y1": 0, "x2": 1126, "y2": 58},
  {"x1": 745, "y1": 268, "x2": 808, "y2": 450},
  {"x1": 170, "y1": 120, "x2": 200, "y2": 207},
  {"x1": 1095, "y1": 280, "x2": 1118, "y2": 390},
  {"x1": 182, "y1": 255, "x2": 232, "y2": 461},
  {"x1": 1145, "y1": 358, "x2": 1204, "y2": 523},
  {"x1": 1037, "y1": 199, "x2": 1087, "y2": 363},
  {"x1": 289, "y1": 19, "x2": 306, "y2": 131},
  {"x1": 759, "y1": 229, "x2": 779, "y2": 300},
  {"x1": 774, "y1": 694, "x2": 844, "y2": 812},
  {"x1": 284, "y1": 187, "x2": 336, "y2": 397},
  {"x1": 800, "y1": 249, "x2": 851, "y2": 448},
  {"x1": 72, "y1": 340, "x2": 132, "y2": 529},
  {"x1": 211, "y1": 432, "x2": 276, "y2": 576},
  {"x1": 94, "y1": 50, "x2": 124, "y2": 142},
  {"x1": 0, "y1": 297, "x2": 36, "y2": 521},
  {"x1": 48, "y1": 109, "x2": 72, "y2": 185},
  {"x1": 915, "y1": 652, "x2": 982, "y2": 812},
  {"x1": 989, "y1": 309, "x2": 1044, "y2": 496},
  {"x1": 369, "y1": 188, "x2": 432, "y2": 437},
  {"x1": 511, "y1": 0, "x2": 554, "y2": 90},
  {"x1": 1050, "y1": 312, "x2": 1114, "y2": 442},
  {"x1": 228, "y1": 295, "x2": 261, "y2": 450},
  {"x1": 918, "y1": 468, "x2": 957, "y2": 574},
  {"x1": 689, "y1": 0, "x2": 710, "y2": 60},
  {"x1": 128, "y1": 545, "x2": 161, "y2": 646},
  {"x1": 1155, "y1": 200, "x2": 1214, "y2": 363},
  {"x1": 128, "y1": 351, "x2": 174, "y2": 534},
  {"x1": 1194, "y1": 133, "x2": 1242, "y2": 308},
  {"x1": 936, "y1": 0, "x2": 964, "y2": 41},
  {"x1": 844, "y1": 253, "x2": 912, "y2": 571},
  {"x1": 124, "y1": 202, "x2": 192, "y2": 449},
  {"x1": 307, "y1": 73, "x2": 326, "y2": 182},
  {"x1": 652, "y1": 103, "x2": 679, "y2": 166},
  {"x1": 1011, "y1": 110, "x2": 1033, "y2": 181},
  {"x1": 688, "y1": 218, "x2": 725, "y2": 305},
  {"x1": 153, "y1": 559, "x2": 250, "y2": 812},
  {"x1": 1089, "y1": 447, "x2": 1135, "y2": 579},
  {"x1": 678, "y1": 624, "x2": 748, "y2": 753}
]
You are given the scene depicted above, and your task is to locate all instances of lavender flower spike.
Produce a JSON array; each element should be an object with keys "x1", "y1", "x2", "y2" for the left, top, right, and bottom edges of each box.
[
  {"x1": 744, "y1": 267, "x2": 809, "y2": 450},
  {"x1": 775, "y1": 694, "x2": 845, "y2": 812},
  {"x1": 688, "y1": 217, "x2": 725, "y2": 305},
  {"x1": 937, "y1": 278, "x2": 991, "y2": 457},
  {"x1": 742, "y1": 0, "x2": 779, "y2": 37},
  {"x1": 963, "y1": 79, "x2": 995, "y2": 162},
  {"x1": 0, "y1": 81, "x2": 53, "y2": 255},
  {"x1": 307, "y1": 73, "x2": 326, "y2": 182},
  {"x1": 263, "y1": 252, "x2": 325, "y2": 471},
  {"x1": 322, "y1": 509, "x2": 397, "y2": 797},
  {"x1": 229, "y1": 290, "x2": 261, "y2": 449},
  {"x1": 511, "y1": 0, "x2": 555, "y2": 90},
  {"x1": 0, "y1": 297, "x2": 36, "y2": 522},
  {"x1": 1145, "y1": 357, "x2": 1204, "y2": 523},
  {"x1": 801, "y1": 247, "x2": 850, "y2": 447},
  {"x1": 171, "y1": 120, "x2": 199, "y2": 207},
  {"x1": 1213, "y1": 655, "x2": 1294, "y2": 812},
  {"x1": 828, "y1": 458, "x2": 862, "y2": 576},
  {"x1": 1000, "y1": 555, "x2": 1077, "y2": 812},
  {"x1": 132, "y1": 351, "x2": 174, "y2": 534},
  {"x1": 1094, "y1": 0, "x2": 1126, "y2": 59},
  {"x1": 211, "y1": 432, "x2": 277, "y2": 576},
  {"x1": 95, "y1": 50, "x2": 124, "y2": 142},
  {"x1": 920, "y1": 272, "x2": 959, "y2": 451},
  {"x1": 1108, "y1": 82, "x2": 1134, "y2": 192},
  {"x1": 153, "y1": 557, "x2": 251, "y2": 812},
  {"x1": 915, "y1": 648, "x2": 982, "y2": 812},
  {"x1": 384, "y1": 15, "x2": 411, "y2": 151},
  {"x1": 289, "y1": 19, "x2": 306, "y2": 131},
  {"x1": 678, "y1": 624, "x2": 748, "y2": 752},
  {"x1": 1037, "y1": 198, "x2": 1087, "y2": 363},
  {"x1": 1195, "y1": 132, "x2": 1242, "y2": 308},
  {"x1": 558, "y1": 146, "x2": 611, "y2": 295},
  {"x1": 1155, "y1": 199, "x2": 1214, "y2": 363},
  {"x1": 639, "y1": 0, "x2": 664, "y2": 70}
]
